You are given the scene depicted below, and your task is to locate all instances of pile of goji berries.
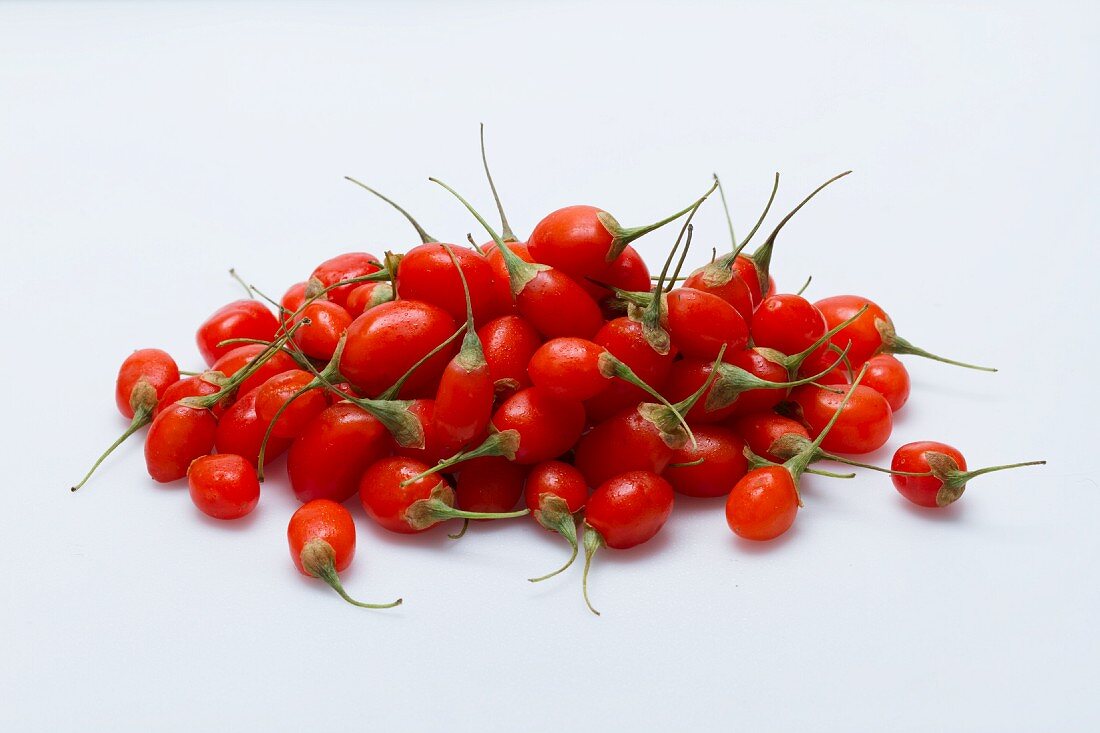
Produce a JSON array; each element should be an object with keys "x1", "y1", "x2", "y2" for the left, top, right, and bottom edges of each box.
[{"x1": 74, "y1": 132, "x2": 1045, "y2": 615}]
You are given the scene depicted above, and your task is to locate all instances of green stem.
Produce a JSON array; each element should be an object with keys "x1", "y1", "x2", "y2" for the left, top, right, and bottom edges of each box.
[
  {"x1": 758, "y1": 303, "x2": 869, "y2": 379},
  {"x1": 581, "y1": 525, "x2": 604, "y2": 616},
  {"x1": 440, "y1": 243, "x2": 486, "y2": 370},
  {"x1": 480, "y1": 123, "x2": 517, "y2": 242},
  {"x1": 713, "y1": 173, "x2": 737, "y2": 253},
  {"x1": 706, "y1": 344, "x2": 851, "y2": 414},
  {"x1": 637, "y1": 204, "x2": 702, "y2": 354},
  {"x1": 407, "y1": 495, "x2": 529, "y2": 530},
  {"x1": 749, "y1": 170, "x2": 851, "y2": 296},
  {"x1": 448, "y1": 519, "x2": 470, "y2": 540},
  {"x1": 527, "y1": 514, "x2": 579, "y2": 582},
  {"x1": 303, "y1": 543, "x2": 402, "y2": 610},
  {"x1": 228, "y1": 268, "x2": 254, "y2": 298},
  {"x1": 399, "y1": 430, "x2": 520, "y2": 486},
  {"x1": 952, "y1": 460, "x2": 1047, "y2": 483},
  {"x1": 376, "y1": 322, "x2": 467, "y2": 400},
  {"x1": 784, "y1": 364, "x2": 868, "y2": 486},
  {"x1": 731, "y1": 172, "x2": 780, "y2": 258},
  {"x1": 344, "y1": 176, "x2": 436, "y2": 244},
  {"x1": 182, "y1": 321, "x2": 308, "y2": 411},
  {"x1": 887, "y1": 333, "x2": 997, "y2": 373},
  {"x1": 430, "y1": 177, "x2": 547, "y2": 299},
  {"x1": 795, "y1": 275, "x2": 812, "y2": 297},
  {"x1": 70, "y1": 406, "x2": 153, "y2": 491},
  {"x1": 597, "y1": 179, "x2": 719, "y2": 262}
]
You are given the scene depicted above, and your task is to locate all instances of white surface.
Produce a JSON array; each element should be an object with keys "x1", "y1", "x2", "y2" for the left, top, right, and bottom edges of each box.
[{"x1": 3, "y1": 1, "x2": 1098, "y2": 730}]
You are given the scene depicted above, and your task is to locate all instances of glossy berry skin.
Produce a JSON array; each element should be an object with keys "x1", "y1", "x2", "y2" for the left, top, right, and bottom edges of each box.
[
  {"x1": 664, "y1": 426, "x2": 748, "y2": 498},
  {"x1": 393, "y1": 399, "x2": 447, "y2": 465},
  {"x1": 254, "y1": 370, "x2": 329, "y2": 439},
  {"x1": 819, "y1": 353, "x2": 911, "y2": 412},
  {"x1": 288, "y1": 499, "x2": 357, "y2": 575},
  {"x1": 584, "y1": 317, "x2": 676, "y2": 423},
  {"x1": 477, "y1": 315, "x2": 542, "y2": 396},
  {"x1": 484, "y1": 240, "x2": 603, "y2": 339},
  {"x1": 890, "y1": 441, "x2": 967, "y2": 508},
  {"x1": 579, "y1": 245, "x2": 651, "y2": 303},
  {"x1": 666, "y1": 288, "x2": 749, "y2": 360},
  {"x1": 433, "y1": 360, "x2": 495, "y2": 457},
  {"x1": 397, "y1": 243, "x2": 501, "y2": 326},
  {"x1": 791, "y1": 383, "x2": 893, "y2": 455},
  {"x1": 359, "y1": 456, "x2": 452, "y2": 534},
  {"x1": 524, "y1": 460, "x2": 588, "y2": 516},
  {"x1": 211, "y1": 344, "x2": 298, "y2": 398},
  {"x1": 813, "y1": 294, "x2": 893, "y2": 366},
  {"x1": 288, "y1": 300, "x2": 352, "y2": 361},
  {"x1": 733, "y1": 412, "x2": 810, "y2": 463},
  {"x1": 724, "y1": 350, "x2": 796, "y2": 418},
  {"x1": 345, "y1": 282, "x2": 394, "y2": 318},
  {"x1": 573, "y1": 408, "x2": 675, "y2": 488},
  {"x1": 288, "y1": 402, "x2": 392, "y2": 504},
  {"x1": 341, "y1": 300, "x2": 459, "y2": 398},
  {"x1": 491, "y1": 387, "x2": 586, "y2": 465},
  {"x1": 597, "y1": 318, "x2": 676, "y2": 383},
  {"x1": 309, "y1": 252, "x2": 381, "y2": 307},
  {"x1": 586, "y1": 471, "x2": 674, "y2": 549},
  {"x1": 434, "y1": 352, "x2": 494, "y2": 456},
  {"x1": 144, "y1": 403, "x2": 218, "y2": 482},
  {"x1": 528, "y1": 338, "x2": 612, "y2": 402},
  {"x1": 187, "y1": 454, "x2": 260, "y2": 520},
  {"x1": 115, "y1": 349, "x2": 179, "y2": 418},
  {"x1": 483, "y1": 241, "x2": 531, "y2": 315},
  {"x1": 154, "y1": 374, "x2": 224, "y2": 418},
  {"x1": 527, "y1": 204, "x2": 618, "y2": 281},
  {"x1": 683, "y1": 266, "x2": 755, "y2": 323},
  {"x1": 280, "y1": 282, "x2": 308, "y2": 314},
  {"x1": 214, "y1": 386, "x2": 293, "y2": 466},
  {"x1": 455, "y1": 457, "x2": 528, "y2": 513},
  {"x1": 751, "y1": 294, "x2": 826, "y2": 356},
  {"x1": 725, "y1": 467, "x2": 799, "y2": 541},
  {"x1": 516, "y1": 270, "x2": 604, "y2": 341},
  {"x1": 196, "y1": 300, "x2": 279, "y2": 366},
  {"x1": 732, "y1": 254, "x2": 776, "y2": 306}
]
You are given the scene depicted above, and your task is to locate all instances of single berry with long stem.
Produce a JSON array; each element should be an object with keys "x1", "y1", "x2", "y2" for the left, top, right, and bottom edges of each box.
[{"x1": 288, "y1": 499, "x2": 402, "y2": 609}]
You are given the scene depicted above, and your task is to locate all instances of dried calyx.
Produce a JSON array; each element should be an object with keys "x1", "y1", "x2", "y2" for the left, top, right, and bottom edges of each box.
[
  {"x1": 597, "y1": 178, "x2": 718, "y2": 262},
  {"x1": 403, "y1": 481, "x2": 529, "y2": 531},
  {"x1": 612, "y1": 204, "x2": 704, "y2": 355},
  {"x1": 637, "y1": 344, "x2": 728, "y2": 449}
]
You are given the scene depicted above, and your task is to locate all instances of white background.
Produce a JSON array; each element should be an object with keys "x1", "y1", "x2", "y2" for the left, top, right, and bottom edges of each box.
[{"x1": 3, "y1": 1, "x2": 1098, "y2": 731}]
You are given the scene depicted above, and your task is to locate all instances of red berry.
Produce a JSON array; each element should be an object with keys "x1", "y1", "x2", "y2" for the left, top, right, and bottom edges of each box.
[
  {"x1": 751, "y1": 294, "x2": 826, "y2": 356},
  {"x1": 397, "y1": 243, "x2": 501, "y2": 326},
  {"x1": 145, "y1": 403, "x2": 218, "y2": 483},
  {"x1": 187, "y1": 454, "x2": 259, "y2": 520},
  {"x1": 196, "y1": 300, "x2": 279, "y2": 366},
  {"x1": 308, "y1": 252, "x2": 381, "y2": 307},
  {"x1": 288, "y1": 300, "x2": 352, "y2": 361},
  {"x1": 341, "y1": 300, "x2": 458, "y2": 398},
  {"x1": 664, "y1": 425, "x2": 748, "y2": 498},
  {"x1": 288, "y1": 402, "x2": 391, "y2": 504},
  {"x1": 790, "y1": 383, "x2": 893, "y2": 455},
  {"x1": 477, "y1": 315, "x2": 542, "y2": 397},
  {"x1": 114, "y1": 349, "x2": 179, "y2": 419},
  {"x1": 288, "y1": 499, "x2": 400, "y2": 609},
  {"x1": 725, "y1": 466, "x2": 799, "y2": 541},
  {"x1": 213, "y1": 386, "x2": 293, "y2": 467},
  {"x1": 491, "y1": 387, "x2": 585, "y2": 465}
]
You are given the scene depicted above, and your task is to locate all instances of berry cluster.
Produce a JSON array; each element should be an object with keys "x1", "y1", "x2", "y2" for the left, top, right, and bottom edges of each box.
[{"x1": 74, "y1": 130, "x2": 1044, "y2": 615}]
